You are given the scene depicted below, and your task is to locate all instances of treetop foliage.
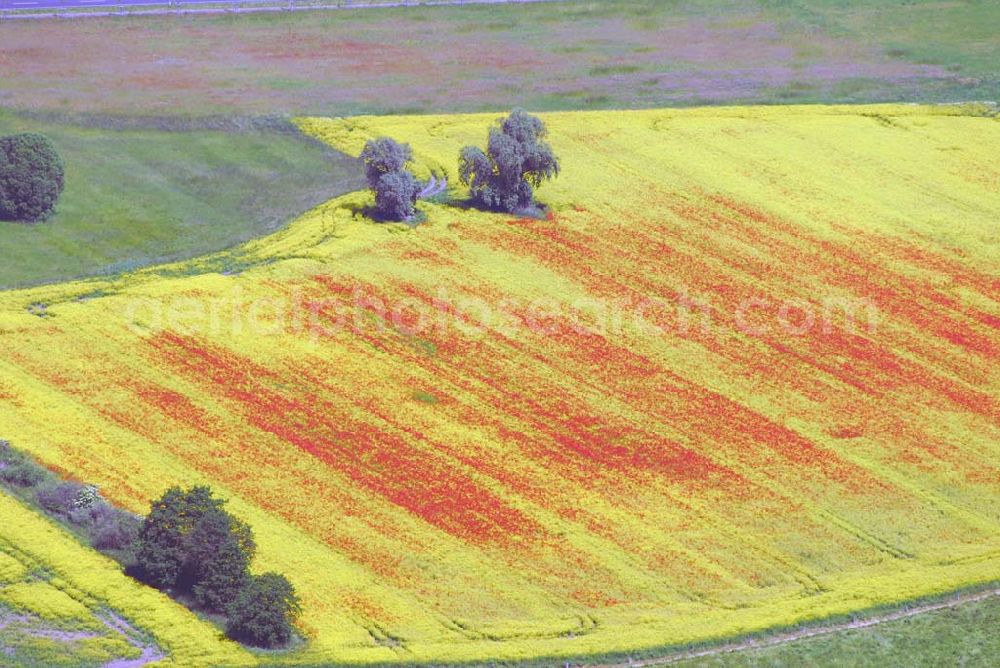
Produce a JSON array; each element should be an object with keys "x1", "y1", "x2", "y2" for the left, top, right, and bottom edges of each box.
[
  {"x1": 226, "y1": 572, "x2": 302, "y2": 648},
  {"x1": 360, "y1": 137, "x2": 413, "y2": 190},
  {"x1": 135, "y1": 485, "x2": 224, "y2": 591},
  {"x1": 459, "y1": 109, "x2": 559, "y2": 213},
  {"x1": 0, "y1": 133, "x2": 65, "y2": 223}
]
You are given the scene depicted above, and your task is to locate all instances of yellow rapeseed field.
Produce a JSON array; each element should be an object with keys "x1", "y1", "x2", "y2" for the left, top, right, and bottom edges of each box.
[{"x1": 0, "y1": 105, "x2": 997, "y2": 664}]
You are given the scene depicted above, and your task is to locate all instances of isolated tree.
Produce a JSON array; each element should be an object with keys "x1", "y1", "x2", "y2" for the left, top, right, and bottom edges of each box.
[
  {"x1": 0, "y1": 133, "x2": 65, "y2": 222},
  {"x1": 226, "y1": 573, "x2": 302, "y2": 648},
  {"x1": 360, "y1": 137, "x2": 420, "y2": 221},
  {"x1": 459, "y1": 109, "x2": 559, "y2": 213}
]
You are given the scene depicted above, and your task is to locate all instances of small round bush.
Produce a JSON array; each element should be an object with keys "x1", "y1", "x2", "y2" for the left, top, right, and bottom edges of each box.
[
  {"x1": 73, "y1": 484, "x2": 102, "y2": 510},
  {"x1": 92, "y1": 510, "x2": 141, "y2": 552},
  {"x1": 0, "y1": 133, "x2": 65, "y2": 222},
  {"x1": 69, "y1": 498, "x2": 115, "y2": 528},
  {"x1": 226, "y1": 573, "x2": 301, "y2": 648}
]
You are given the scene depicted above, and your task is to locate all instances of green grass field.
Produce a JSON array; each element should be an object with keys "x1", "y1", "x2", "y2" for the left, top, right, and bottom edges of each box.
[
  {"x1": 0, "y1": 112, "x2": 363, "y2": 288},
  {"x1": 761, "y1": 0, "x2": 999, "y2": 103},
  {"x1": 677, "y1": 593, "x2": 1000, "y2": 667}
]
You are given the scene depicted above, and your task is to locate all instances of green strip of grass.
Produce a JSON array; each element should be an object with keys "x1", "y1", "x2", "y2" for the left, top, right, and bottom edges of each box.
[
  {"x1": 675, "y1": 591, "x2": 1000, "y2": 667},
  {"x1": 0, "y1": 111, "x2": 364, "y2": 289}
]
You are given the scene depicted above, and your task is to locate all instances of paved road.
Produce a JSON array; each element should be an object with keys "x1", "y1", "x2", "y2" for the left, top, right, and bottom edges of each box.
[
  {"x1": 0, "y1": 0, "x2": 556, "y2": 14},
  {"x1": 0, "y1": 0, "x2": 270, "y2": 9}
]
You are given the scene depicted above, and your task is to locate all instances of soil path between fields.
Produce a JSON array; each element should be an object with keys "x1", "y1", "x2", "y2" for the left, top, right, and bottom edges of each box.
[{"x1": 595, "y1": 587, "x2": 1000, "y2": 667}]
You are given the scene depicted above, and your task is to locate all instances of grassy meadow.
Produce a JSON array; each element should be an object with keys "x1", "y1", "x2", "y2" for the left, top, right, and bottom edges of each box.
[{"x1": 0, "y1": 112, "x2": 363, "y2": 288}]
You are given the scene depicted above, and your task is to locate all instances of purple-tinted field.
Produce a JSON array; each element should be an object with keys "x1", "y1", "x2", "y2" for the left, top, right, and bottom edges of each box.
[{"x1": 1, "y1": 0, "x2": 994, "y2": 116}]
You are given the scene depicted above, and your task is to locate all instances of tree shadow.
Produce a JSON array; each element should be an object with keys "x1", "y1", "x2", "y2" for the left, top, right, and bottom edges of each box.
[
  {"x1": 344, "y1": 196, "x2": 551, "y2": 226},
  {"x1": 448, "y1": 197, "x2": 551, "y2": 220},
  {"x1": 343, "y1": 201, "x2": 426, "y2": 228}
]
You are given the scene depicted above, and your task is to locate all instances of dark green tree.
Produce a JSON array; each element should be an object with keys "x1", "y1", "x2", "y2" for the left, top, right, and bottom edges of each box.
[
  {"x1": 133, "y1": 485, "x2": 301, "y2": 646},
  {"x1": 190, "y1": 510, "x2": 255, "y2": 612},
  {"x1": 134, "y1": 486, "x2": 223, "y2": 590},
  {"x1": 226, "y1": 573, "x2": 302, "y2": 648},
  {"x1": 459, "y1": 109, "x2": 559, "y2": 213},
  {"x1": 0, "y1": 133, "x2": 65, "y2": 222}
]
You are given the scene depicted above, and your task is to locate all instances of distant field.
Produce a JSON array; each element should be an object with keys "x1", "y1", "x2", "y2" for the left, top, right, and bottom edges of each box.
[
  {"x1": 0, "y1": 104, "x2": 996, "y2": 664},
  {"x1": 0, "y1": 112, "x2": 363, "y2": 288},
  {"x1": 0, "y1": 0, "x2": 996, "y2": 116}
]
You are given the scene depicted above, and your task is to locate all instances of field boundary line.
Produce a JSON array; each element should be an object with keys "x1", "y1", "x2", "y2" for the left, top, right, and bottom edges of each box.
[
  {"x1": 596, "y1": 587, "x2": 1000, "y2": 667},
  {"x1": 0, "y1": 0, "x2": 567, "y2": 21}
]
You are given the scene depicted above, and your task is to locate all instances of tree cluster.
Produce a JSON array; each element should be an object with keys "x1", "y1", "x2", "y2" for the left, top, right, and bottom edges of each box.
[
  {"x1": 0, "y1": 133, "x2": 65, "y2": 222},
  {"x1": 359, "y1": 110, "x2": 559, "y2": 222},
  {"x1": 134, "y1": 486, "x2": 301, "y2": 648},
  {"x1": 360, "y1": 137, "x2": 420, "y2": 221}
]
